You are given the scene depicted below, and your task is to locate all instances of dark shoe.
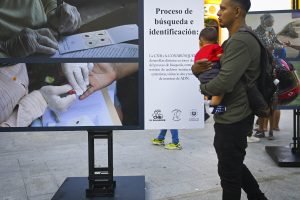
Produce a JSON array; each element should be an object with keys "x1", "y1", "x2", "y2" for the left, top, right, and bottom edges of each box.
[
  {"x1": 254, "y1": 131, "x2": 265, "y2": 138},
  {"x1": 268, "y1": 131, "x2": 274, "y2": 140},
  {"x1": 253, "y1": 128, "x2": 268, "y2": 132}
]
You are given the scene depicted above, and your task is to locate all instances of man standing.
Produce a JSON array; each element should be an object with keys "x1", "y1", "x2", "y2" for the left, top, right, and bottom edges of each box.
[{"x1": 192, "y1": 0, "x2": 268, "y2": 199}]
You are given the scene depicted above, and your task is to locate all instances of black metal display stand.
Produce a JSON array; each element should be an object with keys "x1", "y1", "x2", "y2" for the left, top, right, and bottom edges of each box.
[
  {"x1": 265, "y1": 109, "x2": 300, "y2": 167},
  {"x1": 86, "y1": 130, "x2": 115, "y2": 197},
  {"x1": 52, "y1": 130, "x2": 145, "y2": 200}
]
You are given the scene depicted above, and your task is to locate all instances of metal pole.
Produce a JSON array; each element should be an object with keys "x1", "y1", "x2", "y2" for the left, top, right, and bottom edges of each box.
[
  {"x1": 88, "y1": 131, "x2": 95, "y2": 190},
  {"x1": 297, "y1": 109, "x2": 300, "y2": 151},
  {"x1": 108, "y1": 131, "x2": 114, "y2": 185},
  {"x1": 292, "y1": 109, "x2": 300, "y2": 154}
]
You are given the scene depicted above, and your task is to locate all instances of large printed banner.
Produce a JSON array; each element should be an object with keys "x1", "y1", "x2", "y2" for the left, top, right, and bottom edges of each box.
[{"x1": 144, "y1": 0, "x2": 204, "y2": 129}]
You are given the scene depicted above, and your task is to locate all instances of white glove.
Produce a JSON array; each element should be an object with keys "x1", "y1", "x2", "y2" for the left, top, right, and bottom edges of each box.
[
  {"x1": 48, "y1": 3, "x2": 81, "y2": 34},
  {"x1": 61, "y1": 63, "x2": 94, "y2": 95},
  {"x1": 40, "y1": 84, "x2": 76, "y2": 113}
]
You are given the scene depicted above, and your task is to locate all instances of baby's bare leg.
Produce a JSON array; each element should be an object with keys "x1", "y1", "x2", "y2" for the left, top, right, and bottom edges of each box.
[{"x1": 210, "y1": 95, "x2": 223, "y2": 106}]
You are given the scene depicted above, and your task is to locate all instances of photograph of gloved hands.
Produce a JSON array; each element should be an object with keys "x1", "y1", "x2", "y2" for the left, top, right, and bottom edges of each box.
[
  {"x1": 0, "y1": 62, "x2": 138, "y2": 127},
  {"x1": 0, "y1": 63, "x2": 90, "y2": 127},
  {"x1": 59, "y1": 62, "x2": 138, "y2": 102},
  {"x1": 61, "y1": 63, "x2": 93, "y2": 96},
  {"x1": 39, "y1": 63, "x2": 93, "y2": 116},
  {"x1": 0, "y1": 0, "x2": 81, "y2": 58},
  {"x1": 0, "y1": 0, "x2": 138, "y2": 58}
]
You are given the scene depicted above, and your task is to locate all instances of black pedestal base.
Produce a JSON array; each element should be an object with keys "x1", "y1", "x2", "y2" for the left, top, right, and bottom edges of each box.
[
  {"x1": 265, "y1": 146, "x2": 300, "y2": 167},
  {"x1": 52, "y1": 176, "x2": 145, "y2": 200}
]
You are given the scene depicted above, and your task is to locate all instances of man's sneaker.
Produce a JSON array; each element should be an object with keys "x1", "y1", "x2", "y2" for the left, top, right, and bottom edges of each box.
[
  {"x1": 164, "y1": 143, "x2": 182, "y2": 150},
  {"x1": 152, "y1": 138, "x2": 165, "y2": 145},
  {"x1": 247, "y1": 135, "x2": 260, "y2": 143},
  {"x1": 254, "y1": 131, "x2": 265, "y2": 138}
]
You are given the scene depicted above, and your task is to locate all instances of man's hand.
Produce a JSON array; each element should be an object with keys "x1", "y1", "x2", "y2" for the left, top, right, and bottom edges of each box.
[
  {"x1": 80, "y1": 63, "x2": 117, "y2": 100},
  {"x1": 40, "y1": 84, "x2": 76, "y2": 113},
  {"x1": 0, "y1": 28, "x2": 58, "y2": 57},
  {"x1": 191, "y1": 59, "x2": 213, "y2": 75},
  {"x1": 48, "y1": 3, "x2": 81, "y2": 35}
]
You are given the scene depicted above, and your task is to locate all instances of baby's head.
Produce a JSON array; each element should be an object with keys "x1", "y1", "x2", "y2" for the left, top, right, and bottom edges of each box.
[{"x1": 199, "y1": 27, "x2": 218, "y2": 47}]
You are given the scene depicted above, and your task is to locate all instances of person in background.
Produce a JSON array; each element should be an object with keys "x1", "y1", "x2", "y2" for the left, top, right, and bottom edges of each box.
[
  {"x1": 192, "y1": 0, "x2": 268, "y2": 199},
  {"x1": 152, "y1": 129, "x2": 182, "y2": 150},
  {"x1": 254, "y1": 13, "x2": 283, "y2": 139},
  {"x1": 254, "y1": 13, "x2": 286, "y2": 59}
]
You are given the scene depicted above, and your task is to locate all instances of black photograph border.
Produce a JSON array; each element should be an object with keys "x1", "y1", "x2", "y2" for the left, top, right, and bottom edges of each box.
[{"x1": 0, "y1": 0, "x2": 144, "y2": 132}]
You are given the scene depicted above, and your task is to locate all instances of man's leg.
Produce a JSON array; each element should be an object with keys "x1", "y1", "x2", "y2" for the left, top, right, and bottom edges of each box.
[
  {"x1": 214, "y1": 115, "x2": 265, "y2": 200},
  {"x1": 241, "y1": 164, "x2": 267, "y2": 200},
  {"x1": 214, "y1": 121, "x2": 246, "y2": 200}
]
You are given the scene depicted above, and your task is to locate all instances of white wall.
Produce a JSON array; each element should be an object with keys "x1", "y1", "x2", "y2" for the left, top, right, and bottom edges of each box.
[{"x1": 250, "y1": 0, "x2": 291, "y2": 11}]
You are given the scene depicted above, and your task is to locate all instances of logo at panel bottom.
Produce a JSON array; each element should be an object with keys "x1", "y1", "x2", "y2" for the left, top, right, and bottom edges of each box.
[
  {"x1": 189, "y1": 109, "x2": 199, "y2": 121},
  {"x1": 150, "y1": 109, "x2": 165, "y2": 121}
]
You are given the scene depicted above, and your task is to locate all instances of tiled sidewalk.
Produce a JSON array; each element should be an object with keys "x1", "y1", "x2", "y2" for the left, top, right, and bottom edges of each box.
[{"x1": 0, "y1": 110, "x2": 299, "y2": 200}]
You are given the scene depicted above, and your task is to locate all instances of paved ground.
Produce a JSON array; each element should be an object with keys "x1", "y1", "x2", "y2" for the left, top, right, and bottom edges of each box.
[{"x1": 0, "y1": 110, "x2": 300, "y2": 200}]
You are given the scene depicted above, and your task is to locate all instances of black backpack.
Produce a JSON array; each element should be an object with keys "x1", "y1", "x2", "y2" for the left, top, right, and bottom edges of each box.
[{"x1": 239, "y1": 28, "x2": 277, "y2": 117}]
